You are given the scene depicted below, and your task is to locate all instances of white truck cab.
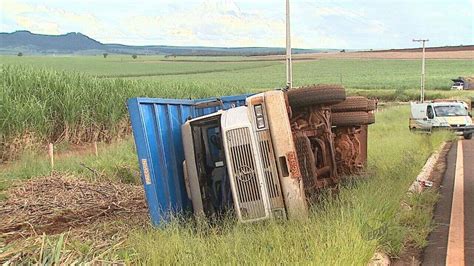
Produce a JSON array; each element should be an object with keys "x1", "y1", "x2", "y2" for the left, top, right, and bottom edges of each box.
[
  {"x1": 181, "y1": 91, "x2": 307, "y2": 223},
  {"x1": 409, "y1": 100, "x2": 473, "y2": 139}
]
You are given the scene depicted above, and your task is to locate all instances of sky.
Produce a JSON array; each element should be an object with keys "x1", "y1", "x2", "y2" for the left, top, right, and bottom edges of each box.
[{"x1": 1, "y1": 0, "x2": 473, "y2": 49}]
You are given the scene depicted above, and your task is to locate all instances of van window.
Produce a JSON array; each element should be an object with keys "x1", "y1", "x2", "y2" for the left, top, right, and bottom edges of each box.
[
  {"x1": 434, "y1": 105, "x2": 468, "y2": 117},
  {"x1": 427, "y1": 105, "x2": 434, "y2": 119}
]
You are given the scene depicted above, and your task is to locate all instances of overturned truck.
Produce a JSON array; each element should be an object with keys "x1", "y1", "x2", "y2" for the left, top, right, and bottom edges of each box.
[{"x1": 128, "y1": 85, "x2": 375, "y2": 225}]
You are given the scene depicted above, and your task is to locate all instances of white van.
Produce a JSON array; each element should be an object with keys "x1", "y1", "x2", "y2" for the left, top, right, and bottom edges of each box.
[
  {"x1": 409, "y1": 101, "x2": 473, "y2": 139},
  {"x1": 451, "y1": 82, "x2": 464, "y2": 90}
]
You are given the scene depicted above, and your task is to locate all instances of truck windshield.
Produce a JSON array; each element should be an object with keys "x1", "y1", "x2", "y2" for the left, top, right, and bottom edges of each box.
[{"x1": 434, "y1": 105, "x2": 468, "y2": 117}]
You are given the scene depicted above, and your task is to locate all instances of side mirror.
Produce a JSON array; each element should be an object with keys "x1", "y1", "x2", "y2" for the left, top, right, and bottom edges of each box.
[
  {"x1": 423, "y1": 117, "x2": 428, "y2": 121},
  {"x1": 469, "y1": 112, "x2": 472, "y2": 118}
]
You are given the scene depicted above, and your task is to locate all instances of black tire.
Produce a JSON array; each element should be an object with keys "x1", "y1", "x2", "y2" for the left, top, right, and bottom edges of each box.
[
  {"x1": 464, "y1": 133, "x2": 472, "y2": 140},
  {"x1": 367, "y1": 100, "x2": 376, "y2": 111},
  {"x1": 331, "y1": 96, "x2": 373, "y2": 112},
  {"x1": 287, "y1": 84, "x2": 346, "y2": 108},
  {"x1": 367, "y1": 112, "x2": 375, "y2": 124},
  {"x1": 331, "y1": 111, "x2": 375, "y2": 127}
]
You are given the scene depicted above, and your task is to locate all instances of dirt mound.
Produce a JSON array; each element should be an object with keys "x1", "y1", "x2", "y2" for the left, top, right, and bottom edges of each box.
[{"x1": 0, "y1": 173, "x2": 147, "y2": 243}]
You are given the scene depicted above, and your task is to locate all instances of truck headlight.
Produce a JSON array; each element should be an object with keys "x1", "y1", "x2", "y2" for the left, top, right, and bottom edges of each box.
[
  {"x1": 254, "y1": 104, "x2": 263, "y2": 116},
  {"x1": 254, "y1": 104, "x2": 266, "y2": 129},
  {"x1": 256, "y1": 117, "x2": 265, "y2": 129}
]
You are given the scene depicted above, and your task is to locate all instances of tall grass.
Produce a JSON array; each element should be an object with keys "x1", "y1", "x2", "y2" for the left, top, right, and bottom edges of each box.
[
  {"x1": 351, "y1": 88, "x2": 474, "y2": 102},
  {"x1": 121, "y1": 106, "x2": 451, "y2": 264},
  {"x1": 3, "y1": 62, "x2": 469, "y2": 160},
  {"x1": 0, "y1": 65, "x2": 248, "y2": 159}
]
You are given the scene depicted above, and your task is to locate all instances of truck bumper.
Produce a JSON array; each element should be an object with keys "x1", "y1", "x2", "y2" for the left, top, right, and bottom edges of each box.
[
  {"x1": 433, "y1": 125, "x2": 474, "y2": 136},
  {"x1": 452, "y1": 126, "x2": 474, "y2": 136}
]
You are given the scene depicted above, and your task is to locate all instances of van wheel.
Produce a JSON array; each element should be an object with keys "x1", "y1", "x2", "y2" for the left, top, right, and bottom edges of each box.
[
  {"x1": 287, "y1": 84, "x2": 346, "y2": 108},
  {"x1": 331, "y1": 96, "x2": 374, "y2": 112},
  {"x1": 331, "y1": 112, "x2": 375, "y2": 127},
  {"x1": 464, "y1": 133, "x2": 472, "y2": 140}
]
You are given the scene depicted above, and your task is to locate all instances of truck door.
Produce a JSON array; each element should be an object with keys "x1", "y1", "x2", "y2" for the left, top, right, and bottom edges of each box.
[{"x1": 182, "y1": 114, "x2": 233, "y2": 219}]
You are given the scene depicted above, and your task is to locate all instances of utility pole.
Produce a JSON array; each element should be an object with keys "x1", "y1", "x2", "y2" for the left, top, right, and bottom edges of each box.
[
  {"x1": 413, "y1": 39, "x2": 429, "y2": 102},
  {"x1": 286, "y1": 0, "x2": 293, "y2": 89}
]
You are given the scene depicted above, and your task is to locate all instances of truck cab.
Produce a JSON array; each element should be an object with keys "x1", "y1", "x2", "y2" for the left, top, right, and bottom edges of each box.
[
  {"x1": 181, "y1": 91, "x2": 307, "y2": 222},
  {"x1": 409, "y1": 101, "x2": 473, "y2": 139}
]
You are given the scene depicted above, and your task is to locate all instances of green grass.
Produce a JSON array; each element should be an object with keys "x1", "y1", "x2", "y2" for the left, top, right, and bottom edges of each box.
[
  {"x1": 3, "y1": 55, "x2": 472, "y2": 89},
  {"x1": 2, "y1": 55, "x2": 473, "y2": 90},
  {"x1": 0, "y1": 138, "x2": 141, "y2": 200},
  {"x1": 1, "y1": 106, "x2": 452, "y2": 264},
  {"x1": 351, "y1": 88, "x2": 473, "y2": 102},
  {"x1": 136, "y1": 58, "x2": 474, "y2": 91},
  {"x1": 0, "y1": 55, "x2": 277, "y2": 77},
  {"x1": 0, "y1": 138, "x2": 139, "y2": 188},
  {"x1": 2, "y1": 57, "x2": 472, "y2": 160},
  {"x1": 118, "y1": 106, "x2": 451, "y2": 264},
  {"x1": 0, "y1": 65, "x2": 249, "y2": 159}
]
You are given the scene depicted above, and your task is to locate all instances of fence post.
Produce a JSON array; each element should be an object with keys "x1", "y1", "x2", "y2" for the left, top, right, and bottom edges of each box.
[
  {"x1": 94, "y1": 141, "x2": 98, "y2": 157},
  {"x1": 48, "y1": 143, "x2": 54, "y2": 173}
]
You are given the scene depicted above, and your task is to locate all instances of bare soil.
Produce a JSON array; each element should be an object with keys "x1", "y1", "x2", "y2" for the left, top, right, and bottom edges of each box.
[{"x1": 254, "y1": 49, "x2": 474, "y2": 61}]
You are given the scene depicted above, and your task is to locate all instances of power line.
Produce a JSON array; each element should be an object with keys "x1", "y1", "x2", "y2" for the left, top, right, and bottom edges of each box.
[
  {"x1": 413, "y1": 39, "x2": 429, "y2": 103},
  {"x1": 286, "y1": 0, "x2": 293, "y2": 89}
]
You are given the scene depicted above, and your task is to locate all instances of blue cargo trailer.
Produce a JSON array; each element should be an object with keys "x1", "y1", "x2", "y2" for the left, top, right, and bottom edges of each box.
[{"x1": 127, "y1": 94, "x2": 251, "y2": 225}]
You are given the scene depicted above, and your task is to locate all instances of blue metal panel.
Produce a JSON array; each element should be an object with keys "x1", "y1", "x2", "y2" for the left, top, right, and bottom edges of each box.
[{"x1": 127, "y1": 94, "x2": 251, "y2": 226}]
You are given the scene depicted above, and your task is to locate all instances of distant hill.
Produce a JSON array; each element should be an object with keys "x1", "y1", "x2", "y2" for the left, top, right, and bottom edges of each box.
[
  {"x1": 0, "y1": 31, "x2": 103, "y2": 53},
  {"x1": 0, "y1": 30, "x2": 324, "y2": 56}
]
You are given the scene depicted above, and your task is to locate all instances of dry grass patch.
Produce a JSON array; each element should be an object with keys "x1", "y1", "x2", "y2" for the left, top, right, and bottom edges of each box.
[{"x1": 0, "y1": 173, "x2": 147, "y2": 243}]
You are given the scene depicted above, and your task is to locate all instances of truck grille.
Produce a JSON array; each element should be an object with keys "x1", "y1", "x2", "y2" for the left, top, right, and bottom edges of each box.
[
  {"x1": 256, "y1": 130, "x2": 285, "y2": 216},
  {"x1": 226, "y1": 128, "x2": 266, "y2": 221}
]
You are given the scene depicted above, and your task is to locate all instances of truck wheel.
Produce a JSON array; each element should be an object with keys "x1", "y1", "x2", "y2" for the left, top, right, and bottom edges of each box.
[
  {"x1": 331, "y1": 96, "x2": 374, "y2": 112},
  {"x1": 287, "y1": 84, "x2": 346, "y2": 108},
  {"x1": 367, "y1": 100, "x2": 376, "y2": 111},
  {"x1": 464, "y1": 133, "x2": 472, "y2": 140},
  {"x1": 331, "y1": 111, "x2": 375, "y2": 127}
]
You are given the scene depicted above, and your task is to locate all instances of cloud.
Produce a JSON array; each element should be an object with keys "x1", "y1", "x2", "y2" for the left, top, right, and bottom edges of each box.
[
  {"x1": 1, "y1": 0, "x2": 126, "y2": 41},
  {"x1": 1, "y1": 0, "x2": 472, "y2": 49},
  {"x1": 121, "y1": 0, "x2": 286, "y2": 47},
  {"x1": 15, "y1": 16, "x2": 61, "y2": 34},
  {"x1": 0, "y1": 0, "x2": 381, "y2": 48}
]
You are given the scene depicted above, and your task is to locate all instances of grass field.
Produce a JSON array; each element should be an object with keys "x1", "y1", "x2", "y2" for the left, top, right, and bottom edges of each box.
[
  {"x1": 0, "y1": 53, "x2": 463, "y2": 263},
  {"x1": 1, "y1": 55, "x2": 473, "y2": 160},
  {"x1": 0, "y1": 106, "x2": 453, "y2": 264},
  {"x1": 133, "y1": 58, "x2": 474, "y2": 90},
  {"x1": 2, "y1": 55, "x2": 472, "y2": 89}
]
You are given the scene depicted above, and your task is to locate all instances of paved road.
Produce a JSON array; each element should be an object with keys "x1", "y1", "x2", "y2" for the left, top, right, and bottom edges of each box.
[{"x1": 422, "y1": 139, "x2": 473, "y2": 266}]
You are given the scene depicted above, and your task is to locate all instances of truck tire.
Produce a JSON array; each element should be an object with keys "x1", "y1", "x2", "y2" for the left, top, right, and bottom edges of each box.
[
  {"x1": 464, "y1": 133, "x2": 472, "y2": 140},
  {"x1": 331, "y1": 111, "x2": 375, "y2": 127},
  {"x1": 331, "y1": 96, "x2": 374, "y2": 112},
  {"x1": 287, "y1": 84, "x2": 346, "y2": 108},
  {"x1": 367, "y1": 99, "x2": 376, "y2": 111}
]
